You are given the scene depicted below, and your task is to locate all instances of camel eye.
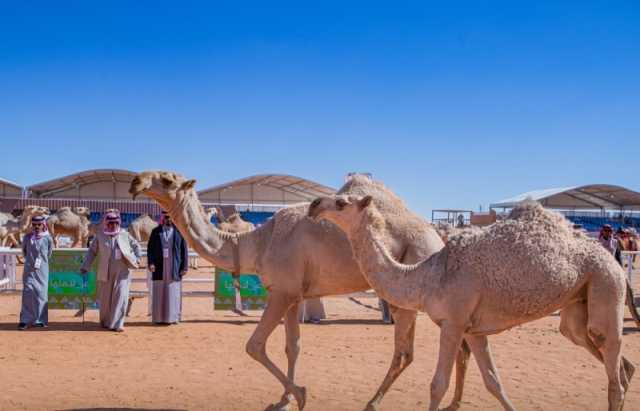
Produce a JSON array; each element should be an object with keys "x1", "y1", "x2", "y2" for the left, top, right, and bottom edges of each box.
[
  {"x1": 161, "y1": 177, "x2": 173, "y2": 187},
  {"x1": 336, "y1": 199, "x2": 348, "y2": 210}
]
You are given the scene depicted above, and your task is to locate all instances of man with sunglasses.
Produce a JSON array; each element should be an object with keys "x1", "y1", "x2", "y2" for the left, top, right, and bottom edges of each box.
[
  {"x1": 18, "y1": 214, "x2": 53, "y2": 330},
  {"x1": 80, "y1": 211, "x2": 141, "y2": 332}
]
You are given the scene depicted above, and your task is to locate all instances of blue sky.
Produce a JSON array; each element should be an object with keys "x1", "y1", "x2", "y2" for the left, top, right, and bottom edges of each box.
[{"x1": 1, "y1": 1, "x2": 639, "y2": 217}]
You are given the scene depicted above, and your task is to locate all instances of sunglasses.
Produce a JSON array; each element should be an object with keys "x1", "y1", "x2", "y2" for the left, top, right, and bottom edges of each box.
[{"x1": 106, "y1": 221, "x2": 119, "y2": 226}]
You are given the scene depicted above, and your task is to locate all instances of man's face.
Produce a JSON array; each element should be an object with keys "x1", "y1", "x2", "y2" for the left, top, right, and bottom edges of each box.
[
  {"x1": 163, "y1": 214, "x2": 173, "y2": 226},
  {"x1": 603, "y1": 228, "x2": 612, "y2": 239},
  {"x1": 106, "y1": 221, "x2": 119, "y2": 231},
  {"x1": 32, "y1": 222, "x2": 43, "y2": 233}
]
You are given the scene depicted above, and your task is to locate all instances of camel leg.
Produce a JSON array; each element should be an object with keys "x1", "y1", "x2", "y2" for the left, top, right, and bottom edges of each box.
[
  {"x1": 625, "y1": 281, "x2": 640, "y2": 329},
  {"x1": 246, "y1": 292, "x2": 306, "y2": 410},
  {"x1": 560, "y1": 301, "x2": 634, "y2": 392},
  {"x1": 587, "y1": 289, "x2": 626, "y2": 411},
  {"x1": 443, "y1": 339, "x2": 471, "y2": 411},
  {"x1": 268, "y1": 302, "x2": 301, "y2": 411},
  {"x1": 429, "y1": 323, "x2": 464, "y2": 411},
  {"x1": 464, "y1": 335, "x2": 516, "y2": 411},
  {"x1": 364, "y1": 307, "x2": 417, "y2": 411}
]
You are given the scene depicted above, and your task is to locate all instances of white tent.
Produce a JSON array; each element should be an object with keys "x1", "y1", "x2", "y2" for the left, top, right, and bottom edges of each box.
[
  {"x1": 198, "y1": 174, "x2": 335, "y2": 206},
  {"x1": 490, "y1": 184, "x2": 640, "y2": 211}
]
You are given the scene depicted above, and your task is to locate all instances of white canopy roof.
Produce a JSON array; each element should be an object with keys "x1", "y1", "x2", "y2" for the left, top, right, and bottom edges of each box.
[
  {"x1": 490, "y1": 184, "x2": 640, "y2": 211},
  {"x1": 0, "y1": 177, "x2": 22, "y2": 197},
  {"x1": 28, "y1": 169, "x2": 138, "y2": 200},
  {"x1": 198, "y1": 174, "x2": 335, "y2": 205}
]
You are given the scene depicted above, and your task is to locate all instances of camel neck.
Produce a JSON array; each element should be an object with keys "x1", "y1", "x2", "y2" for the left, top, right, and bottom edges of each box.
[
  {"x1": 166, "y1": 191, "x2": 261, "y2": 274},
  {"x1": 349, "y1": 213, "x2": 435, "y2": 311}
]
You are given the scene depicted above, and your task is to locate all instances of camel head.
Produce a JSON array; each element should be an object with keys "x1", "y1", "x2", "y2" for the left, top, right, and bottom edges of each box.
[
  {"x1": 23, "y1": 205, "x2": 50, "y2": 218},
  {"x1": 308, "y1": 194, "x2": 373, "y2": 234},
  {"x1": 129, "y1": 171, "x2": 197, "y2": 210},
  {"x1": 74, "y1": 207, "x2": 91, "y2": 218}
]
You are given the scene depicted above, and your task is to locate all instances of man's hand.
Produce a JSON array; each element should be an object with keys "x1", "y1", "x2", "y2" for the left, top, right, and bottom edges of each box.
[
  {"x1": 180, "y1": 270, "x2": 188, "y2": 277},
  {"x1": 149, "y1": 264, "x2": 156, "y2": 272},
  {"x1": 80, "y1": 268, "x2": 88, "y2": 275}
]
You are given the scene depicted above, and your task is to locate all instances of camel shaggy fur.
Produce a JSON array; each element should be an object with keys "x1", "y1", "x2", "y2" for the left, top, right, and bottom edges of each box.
[
  {"x1": 309, "y1": 196, "x2": 634, "y2": 411},
  {"x1": 47, "y1": 207, "x2": 91, "y2": 247},
  {"x1": 128, "y1": 171, "x2": 446, "y2": 411}
]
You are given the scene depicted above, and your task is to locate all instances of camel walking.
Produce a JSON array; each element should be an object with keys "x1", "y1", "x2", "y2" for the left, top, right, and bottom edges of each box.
[
  {"x1": 309, "y1": 196, "x2": 634, "y2": 411},
  {"x1": 128, "y1": 171, "x2": 453, "y2": 411}
]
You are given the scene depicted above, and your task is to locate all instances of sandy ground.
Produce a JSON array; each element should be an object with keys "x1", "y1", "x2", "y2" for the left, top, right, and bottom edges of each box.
[{"x1": 1, "y1": 265, "x2": 640, "y2": 411}]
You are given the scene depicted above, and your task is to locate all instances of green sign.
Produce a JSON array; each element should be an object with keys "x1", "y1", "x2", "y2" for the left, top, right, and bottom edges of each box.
[
  {"x1": 214, "y1": 270, "x2": 268, "y2": 310},
  {"x1": 48, "y1": 249, "x2": 97, "y2": 309}
]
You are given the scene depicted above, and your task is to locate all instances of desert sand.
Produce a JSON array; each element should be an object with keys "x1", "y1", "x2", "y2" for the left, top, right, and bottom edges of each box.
[{"x1": 1, "y1": 265, "x2": 639, "y2": 411}]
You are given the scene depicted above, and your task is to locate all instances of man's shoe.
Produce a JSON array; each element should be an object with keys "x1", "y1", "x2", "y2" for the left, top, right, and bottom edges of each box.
[
  {"x1": 17, "y1": 323, "x2": 28, "y2": 330},
  {"x1": 34, "y1": 323, "x2": 48, "y2": 328}
]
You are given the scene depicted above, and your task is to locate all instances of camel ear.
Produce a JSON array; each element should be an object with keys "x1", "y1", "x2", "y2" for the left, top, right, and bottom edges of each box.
[
  {"x1": 358, "y1": 195, "x2": 373, "y2": 210},
  {"x1": 181, "y1": 179, "x2": 196, "y2": 190}
]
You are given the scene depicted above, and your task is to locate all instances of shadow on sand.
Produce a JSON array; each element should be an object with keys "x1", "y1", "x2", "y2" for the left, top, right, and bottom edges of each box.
[{"x1": 59, "y1": 408, "x2": 187, "y2": 411}]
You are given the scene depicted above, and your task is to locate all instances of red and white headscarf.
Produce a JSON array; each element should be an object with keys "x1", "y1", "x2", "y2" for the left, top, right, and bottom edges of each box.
[
  {"x1": 103, "y1": 212, "x2": 121, "y2": 236},
  {"x1": 31, "y1": 214, "x2": 49, "y2": 240}
]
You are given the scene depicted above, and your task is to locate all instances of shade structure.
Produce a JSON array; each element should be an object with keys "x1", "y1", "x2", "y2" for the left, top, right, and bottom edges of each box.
[
  {"x1": 490, "y1": 184, "x2": 640, "y2": 211},
  {"x1": 28, "y1": 169, "x2": 138, "y2": 200},
  {"x1": 198, "y1": 174, "x2": 336, "y2": 205}
]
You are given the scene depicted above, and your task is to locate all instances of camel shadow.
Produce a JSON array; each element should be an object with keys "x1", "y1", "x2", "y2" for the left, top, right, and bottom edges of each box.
[
  {"x1": 59, "y1": 408, "x2": 187, "y2": 411},
  {"x1": 0, "y1": 322, "x2": 106, "y2": 332}
]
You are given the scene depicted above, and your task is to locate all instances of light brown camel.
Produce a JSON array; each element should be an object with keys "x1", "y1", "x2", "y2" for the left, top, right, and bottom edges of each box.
[
  {"x1": 127, "y1": 213, "x2": 159, "y2": 243},
  {"x1": 128, "y1": 171, "x2": 450, "y2": 411},
  {"x1": 47, "y1": 206, "x2": 91, "y2": 247},
  {"x1": 309, "y1": 196, "x2": 635, "y2": 411},
  {"x1": 0, "y1": 205, "x2": 50, "y2": 247},
  {"x1": 212, "y1": 206, "x2": 256, "y2": 233}
]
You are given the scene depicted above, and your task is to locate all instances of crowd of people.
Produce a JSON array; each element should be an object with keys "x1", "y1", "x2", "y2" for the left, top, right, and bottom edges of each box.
[
  {"x1": 18, "y1": 210, "x2": 190, "y2": 331},
  {"x1": 598, "y1": 224, "x2": 639, "y2": 266}
]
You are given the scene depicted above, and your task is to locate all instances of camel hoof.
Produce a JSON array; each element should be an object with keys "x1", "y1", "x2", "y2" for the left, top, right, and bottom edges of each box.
[
  {"x1": 440, "y1": 403, "x2": 461, "y2": 411},
  {"x1": 289, "y1": 385, "x2": 306, "y2": 410},
  {"x1": 264, "y1": 402, "x2": 291, "y2": 411},
  {"x1": 363, "y1": 403, "x2": 378, "y2": 411}
]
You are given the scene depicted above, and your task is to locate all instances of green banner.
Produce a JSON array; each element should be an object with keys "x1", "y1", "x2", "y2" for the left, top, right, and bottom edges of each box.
[
  {"x1": 48, "y1": 249, "x2": 98, "y2": 309},
  {"x1": 214, "y1": 270, "x2": 268, "y2": 310}
]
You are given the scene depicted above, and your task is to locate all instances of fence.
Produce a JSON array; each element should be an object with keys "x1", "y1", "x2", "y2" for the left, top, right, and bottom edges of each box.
[{"x1": 0, "y1": 249, "x2": 17, "y2": 292}]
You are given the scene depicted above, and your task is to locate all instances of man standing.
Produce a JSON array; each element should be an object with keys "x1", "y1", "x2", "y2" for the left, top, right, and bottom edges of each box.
[
  {"x1": 147, "y1": 211, "x2": 189, "y2": 325},
  {"x1": 599, "y1": 224, "x2": 622, "y2": 265},
  {"x1": 81, "y1": 212, "x2": 140, "y2": 332},
  {"x1": 18, "y1": 214, "x2": 53, "y2": 330}
]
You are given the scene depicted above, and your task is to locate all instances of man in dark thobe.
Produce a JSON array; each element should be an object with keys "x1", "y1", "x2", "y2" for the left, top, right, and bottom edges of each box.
[{"x1": 148, "y1": 211, "x2": 189, "y2": 324}]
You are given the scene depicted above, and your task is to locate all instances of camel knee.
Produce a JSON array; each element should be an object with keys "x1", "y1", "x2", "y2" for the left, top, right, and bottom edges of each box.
[
  {"x1": 246, "y1": 338, "x2": 265, "y2": 361},
  {"x1": 587, "y1": 326, "x2": 607, "y2": 349}
]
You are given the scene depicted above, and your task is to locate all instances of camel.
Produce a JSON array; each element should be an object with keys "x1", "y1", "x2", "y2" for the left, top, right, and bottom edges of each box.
[
  {"x1": 0, "y1": 205, "x2": 50, "y2": 247},
  {"x1": 309, "y1": 195, "x2": 635, "y2": 411},
  {"x1": 47, "y1": 206, "x2": 91, "y2": 247},
  {"x1": 127, "y1": 214, "x2": 159, "y2": 243},
  {"x1": 128, "y1": 171, "x2": 449, "y2": 411},
  {"x1": 211, "y1": 206, "x2": 256, "y2": 233}
]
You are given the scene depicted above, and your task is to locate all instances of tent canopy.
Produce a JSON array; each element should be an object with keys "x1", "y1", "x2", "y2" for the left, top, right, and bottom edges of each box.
[
  {"x1": 198, "y1": 174, "x2": 335, "y2": 205},
  {"x1": 490, "y1": 184, "x2": 640, "y2": 211},
  {"x1": 28, "y1": 169, "x2": 138, "y2": 200},
  {"x1": 0, "y1": 177, "x2": 22, "y2": 198}
]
